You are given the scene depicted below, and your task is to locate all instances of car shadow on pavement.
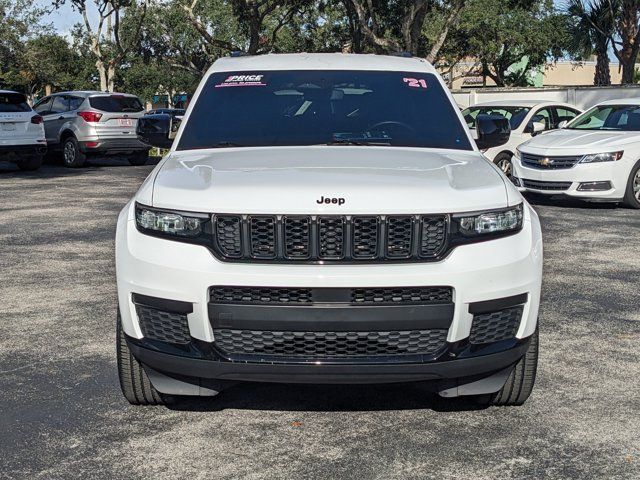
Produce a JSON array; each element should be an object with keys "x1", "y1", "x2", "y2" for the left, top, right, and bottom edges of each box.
[
  {"x1": 162, "y1": 382, "x2": 490, "y2": 413},
  {"x1": 0, "y1": 157, "x2": 160, "y2": 175}
]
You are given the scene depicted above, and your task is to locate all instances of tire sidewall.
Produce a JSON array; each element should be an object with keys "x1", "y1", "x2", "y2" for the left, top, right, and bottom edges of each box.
[
  {"x1": 62, "y1": 137, "x2": 85, "y2": 168},
  {"x1": 624, "y1": 159, "x2": 640, "y2": 208}
]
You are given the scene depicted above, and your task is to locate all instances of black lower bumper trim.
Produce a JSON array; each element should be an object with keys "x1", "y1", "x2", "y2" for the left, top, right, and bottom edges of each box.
[
  {"x1": 0, "y1": 144, "x2": 47, "y2": 156},
  {"x1": 127, "y1": 337, "x2": 530, "y2": 384}
]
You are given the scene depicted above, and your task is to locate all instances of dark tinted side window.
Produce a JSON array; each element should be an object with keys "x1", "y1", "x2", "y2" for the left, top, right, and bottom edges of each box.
[
  {"x1": 34, "y1": 97, "x2": 52, "y2": 114},
  {"x1": 0, "y1": 93, "x2": 31, "y2": 112},
  {"x1": 50, "y1": 96, "x2": 70, "y2": 115},
  {"x1": 89, "y1": 95, "x2": 143, "y2": 112},
  {"x1": 68, "y1": 96, "x2": 85, "y2": 111}
]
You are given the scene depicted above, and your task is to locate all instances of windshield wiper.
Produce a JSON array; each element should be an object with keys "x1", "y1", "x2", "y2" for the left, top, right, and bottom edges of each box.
[
  {"x1": 213, "y1": 141, "x2": 244, "y2": 148},
  {"x1": 326, "y1": 138, "x2": 390, "y2": 146}
]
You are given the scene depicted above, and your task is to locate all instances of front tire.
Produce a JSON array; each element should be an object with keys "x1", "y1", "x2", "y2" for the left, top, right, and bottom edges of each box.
[
  {"x1": 128, "y1": 150, "x2": 149, "y2": 166},
  {"x1": 62, "y1": 137, "x2": 86, "y2": 168},
  {"x1": 622, "y1": 160, "x2": 640, "y2": 209},
  {"x1": 476, "y1": 328, "x2": 539, "y2": 406},
  {"x1": 117, "y1": 310, "x2": 164, "y2": 405},
  {"x1": 16, "y1": 155, "x2": 43, "y2": 171},
  {"x1": 494, "y1": 152, "x2": 513, "y2": 177}
]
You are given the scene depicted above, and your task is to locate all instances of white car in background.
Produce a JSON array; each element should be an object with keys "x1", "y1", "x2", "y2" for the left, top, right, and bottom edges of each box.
[
  {"x1": 513, "y1": 98, "x2": 640, "y2": 208},
  {"x1": 462, "y1": 101, "x2": 582, "y2": 176},
  {"x1": 0, "y1": 90, "x2": 47, "y2": 171}
]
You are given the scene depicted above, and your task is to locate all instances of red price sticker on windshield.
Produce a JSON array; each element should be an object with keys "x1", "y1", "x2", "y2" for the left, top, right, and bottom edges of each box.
[{"x1": 403, "y1": 78, "x2": 428, "y2": 89}]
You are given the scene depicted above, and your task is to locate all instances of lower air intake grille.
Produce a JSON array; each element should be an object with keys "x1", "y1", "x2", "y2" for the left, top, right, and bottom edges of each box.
[
  {"x1": 136, "y1": 305, "x2": 191, "y2": 344},
  {"x1": 211, "y1": 287, "x2": 313, "y2": 304},
  {"x1": 213, "y1": 329, "x2": 448, "y2": 358},
  {"x1": 210, "y1": 286, "x2": 452, "y2": 305},
  {"x1": 469, "y1": 306, "x2": 523, "y2": 344},
  {"x1": 351, "y1": 287, "x2": 452, "y2": 305},
  {"x1": 522, "y1": 179, "x2": 572, "y2": 191}
]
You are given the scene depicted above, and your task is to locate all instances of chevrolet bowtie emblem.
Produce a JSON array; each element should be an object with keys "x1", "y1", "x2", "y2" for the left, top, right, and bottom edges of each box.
[{"x1": 538, "y1": 157, "x2": 552, "y2": 166}]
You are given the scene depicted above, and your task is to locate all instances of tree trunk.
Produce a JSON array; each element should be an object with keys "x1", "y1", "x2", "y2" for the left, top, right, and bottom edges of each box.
[
  {"x1": 107, "y1": 63, "x2": 116, "y2": 92},
  {"x1": 97, "y1": 59, "x2": 108, "y2": 92},
  {"x1": 594, "y1": 42, "x2": 611, "y2": 86},
  {"x1": 616, "y1": 0, "x2": 640, "y2": 84}
]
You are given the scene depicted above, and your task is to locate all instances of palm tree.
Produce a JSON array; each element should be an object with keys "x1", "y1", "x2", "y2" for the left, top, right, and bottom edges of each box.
[{"x1": 565, "y1": 0, "x2": 620, "y2": 86}]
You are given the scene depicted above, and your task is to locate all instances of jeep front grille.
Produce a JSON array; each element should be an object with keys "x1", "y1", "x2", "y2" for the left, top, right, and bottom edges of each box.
[{"x1": 213, "y1": 214, "x2": 447, "y2": 263}]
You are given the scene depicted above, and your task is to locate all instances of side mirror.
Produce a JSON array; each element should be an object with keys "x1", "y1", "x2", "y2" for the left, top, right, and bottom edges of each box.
[
  {"x1": 525, "y1": 120, "x2": 546, "y2": 135},
  {"x1": 557, "y1": 120, "x2": 568, "y2": 129},
  {"x1": 136, "y1": 114, "x2": 180, "y2": 149},
  {"x1": 475, "y1": 114, "x2": 510, "y2": 150}
]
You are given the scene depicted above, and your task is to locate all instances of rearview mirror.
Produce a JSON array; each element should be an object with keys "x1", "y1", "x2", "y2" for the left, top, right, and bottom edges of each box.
[
  {"x1": 475, "y1": 114, "x2": 510, "y2": 150},
  {"x1": 557, "y1": 120, "x2": 568, "y2": 129},
  {"x1": 136, "y1": 114, "x2": 181, "y2": 149}
]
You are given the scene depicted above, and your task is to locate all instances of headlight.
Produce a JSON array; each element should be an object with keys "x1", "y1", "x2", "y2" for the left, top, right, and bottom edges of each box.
[
  {"x1": 580, "y1": 151, "x2": 623, "y2": 163},
  {"x1": 454, "y1": 204, "x2": 524, "y2": 238},
  {"x1": 135, "y1": 203, "x2": 211, "y2": 243}
]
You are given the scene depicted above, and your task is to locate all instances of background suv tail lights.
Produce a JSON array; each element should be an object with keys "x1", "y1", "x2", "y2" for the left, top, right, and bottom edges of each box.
[{"x1": 77, "y1": 111, "x2": 103, "y2": 123}]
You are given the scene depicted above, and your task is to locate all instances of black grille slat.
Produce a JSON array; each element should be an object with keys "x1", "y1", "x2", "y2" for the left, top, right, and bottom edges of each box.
[
  {"x1": 250, "y1": 216, "x2": 276, "y2": 258},
  {"x1": 318, "y1": 216, "x2": 345, "y2": 259},
  {"x1": 420, "y1": 217, "x2": 446, "y2": 257},
  {"x1": 352, "y1": 216, "x2": 379, "y2": 258},
  {"x1": 284, "y1": 216, "x2": 311, "y2": 259},
  {"x1": 212, "y1": 214, "x2": 448, "y2": 263},
  {"x1": 470, "y1": 306, "x2": 523, "y2": 344},
  {"x1": 213, "y1": 329, "x2": 448, "y2": 358},
  {"x1": 136, "y1": 305, "x2": 191, "y2": 344},
  {"x1": 386, "y1": 216, "x2": 413, "y2": 258},
  {"x1": 214, "y1": 216, "x2": 242, "y2": 257},
  {"x1": 521, "y1": 153, "x2": 581, "y2": 170}
]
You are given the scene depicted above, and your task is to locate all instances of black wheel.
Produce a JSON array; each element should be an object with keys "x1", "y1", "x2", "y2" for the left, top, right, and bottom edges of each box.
[
  {"x1": 622, "y1": 160, "x2": 640, "y2": 209},
  {"x1": 117, "y1": 310, "x2": 164, "y2": 405},
  {"x1": 475, "y1": 328, "x2": 539, "y2": 406},
  {"x1": 16, "y1": 155, "x2": 43, "y2": 171},
  {"x1": 128, "y1": 150, "x2": 149, "y2": 166},
  {"x1": 62, "y1": 136, "x2": 86, "y2": 168},
  {"x1": 494, "y1": 152, "x2": 513, "y2": 177}
]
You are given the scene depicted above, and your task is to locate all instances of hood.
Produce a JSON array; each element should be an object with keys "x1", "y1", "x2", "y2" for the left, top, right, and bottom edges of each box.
[
  {"x1": 521, "y1": 128, "x2": 640, "y2": 153},
  {"x1": 150, "y1": 146, "x2": 509, "y2": 214}
]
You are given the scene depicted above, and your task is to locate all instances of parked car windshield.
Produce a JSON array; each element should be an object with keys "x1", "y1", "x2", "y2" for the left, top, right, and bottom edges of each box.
[
  {"x1": 568, "y1": 104, "x2": 640, "y2": 131},
  {"x1": 89, "y1": 95, "x2": 144, "y2": 113},
  {"x1": 177, "y1": 70, "x2": 472, "y2": 150},
  {"x1": 0, "y1": 93, "x2": 31, "y2": 112},
  {"x1": 462, "y1": 106, "x2": 530, "y2": 130}
]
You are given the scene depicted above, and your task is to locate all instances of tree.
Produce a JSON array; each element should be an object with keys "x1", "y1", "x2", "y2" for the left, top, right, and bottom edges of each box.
[
  {"x1": 611, "y1": 0, "x2": 640, "y2": 84},
  {"x1": 54, "y1": 0, "x2": 150, "y2": 91},
  {"x1": 566, "y1": 0, "x2": 618, "y2": 86},
  {"x1": 447, "y1": 0, "x2": 568, "y2": 87},
  {"x1": 344, "y1": 0, "x2": 466, "y2": 56}
]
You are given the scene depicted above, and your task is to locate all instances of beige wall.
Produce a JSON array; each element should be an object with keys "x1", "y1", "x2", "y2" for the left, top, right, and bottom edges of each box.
[{"x1": 543, "y1": 61, "x2": 622, "y2": 86}]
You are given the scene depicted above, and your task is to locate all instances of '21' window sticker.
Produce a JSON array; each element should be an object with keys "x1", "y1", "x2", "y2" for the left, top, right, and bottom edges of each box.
[{"x1": 403, "y1": 77, "x2": 428, "y2": 89}]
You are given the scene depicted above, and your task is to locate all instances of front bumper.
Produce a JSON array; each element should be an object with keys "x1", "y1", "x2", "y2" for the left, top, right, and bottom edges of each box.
[
  {"x1": 116, "y1": 201, "x2": 542, "y2": 386},
  {"x1": 512, "y1": 154, "x2": 631, "y2": 200}
]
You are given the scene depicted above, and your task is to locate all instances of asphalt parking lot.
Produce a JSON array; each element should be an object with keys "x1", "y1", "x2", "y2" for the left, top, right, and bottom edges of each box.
[{"x1": 1, "y1": 158, "x2": 639, "y2": 479}]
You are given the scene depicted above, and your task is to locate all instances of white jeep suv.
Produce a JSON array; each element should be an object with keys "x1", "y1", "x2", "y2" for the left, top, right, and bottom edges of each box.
[
  {"x1": 116, "y1": 54, "x2": 543, "y2": 407},
  {"x1": 0, "y1": 90, "x2": 47, "y2": 171}
]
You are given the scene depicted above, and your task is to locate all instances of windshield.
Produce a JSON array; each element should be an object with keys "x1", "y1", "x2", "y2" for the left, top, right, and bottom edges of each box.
[
  {"x1": 89, "y1": 95, "x2": 143, "y2": 113},
  {"x1": 0, "y1": 93, "x2": 31, "y2": 113},
  {"x1": 177, "y1": 70, "x2": 471, "y2": 150},
  {"x1": 568, "y1": 105, "x2": 640, "y2": 131},
  {"x1": 462, "y1": 106, "x2": 530, "y2": 130}
]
